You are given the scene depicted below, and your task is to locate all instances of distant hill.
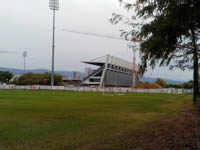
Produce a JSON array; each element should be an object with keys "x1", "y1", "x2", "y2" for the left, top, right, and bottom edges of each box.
[
  {"x1": 140, "y1": 77, "x2": 184, "y2": 85},
  {"x1": 0, "y1": 67, "x2": 85, "y2": 78}
]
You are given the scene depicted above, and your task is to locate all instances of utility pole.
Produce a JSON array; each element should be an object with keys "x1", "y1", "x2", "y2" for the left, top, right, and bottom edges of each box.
[{"x1": 49, "y1": 0, "x2": 59, "y2": 86}]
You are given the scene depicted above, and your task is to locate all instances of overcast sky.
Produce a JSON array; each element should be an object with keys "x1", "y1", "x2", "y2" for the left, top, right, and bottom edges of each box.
[{"x1": 0, "y1": 0, "x2": 192, "y2": 81}]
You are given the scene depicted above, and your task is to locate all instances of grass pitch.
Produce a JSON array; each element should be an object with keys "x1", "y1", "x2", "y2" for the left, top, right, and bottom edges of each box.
[{"x1": 0, "y1": 90, "x2": 191, "y2": 150}]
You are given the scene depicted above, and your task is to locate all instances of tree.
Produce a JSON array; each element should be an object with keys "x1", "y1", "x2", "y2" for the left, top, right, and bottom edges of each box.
[
  {"x1": 155, "y1": 78, "x2": 167, "y2": 88},
  {"x1": 111, "y1": 0, "x2": 200, "y2": 103},
  {"x1": 0, "y1": 71, "x2": 13, "y2": 84},
  {"x1": 183, "y1": 80, "x2": 193, "y2": 89}
]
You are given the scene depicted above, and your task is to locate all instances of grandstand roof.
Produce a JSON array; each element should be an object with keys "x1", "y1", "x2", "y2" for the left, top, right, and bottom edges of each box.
[
  {"x1": 82, "y1": 55, "x2": 134, "y2": 70},
  {"x1": 82, "y1": 61, "x2": 105, "y2": 66}
]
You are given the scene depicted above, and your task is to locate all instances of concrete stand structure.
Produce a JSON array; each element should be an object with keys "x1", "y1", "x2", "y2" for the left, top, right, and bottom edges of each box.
[{"x1": 81, "y1": 55, "x2": 137, "y2": 87}]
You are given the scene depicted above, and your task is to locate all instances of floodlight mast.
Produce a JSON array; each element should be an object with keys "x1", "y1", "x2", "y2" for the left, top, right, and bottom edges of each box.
[{"x1": 49, "y1": 0, "x2": 59, "y2": 86}]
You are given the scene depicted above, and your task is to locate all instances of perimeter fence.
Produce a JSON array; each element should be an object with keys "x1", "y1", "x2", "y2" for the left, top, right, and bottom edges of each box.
[{"x1": 0, "y1": 85, "x2": 192, "y2": 94}]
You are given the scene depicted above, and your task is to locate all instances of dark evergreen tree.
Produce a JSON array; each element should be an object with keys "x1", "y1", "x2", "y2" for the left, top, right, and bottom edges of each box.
[{"x1": 0, "y1": 71, "x2": 13, "y2": 83}]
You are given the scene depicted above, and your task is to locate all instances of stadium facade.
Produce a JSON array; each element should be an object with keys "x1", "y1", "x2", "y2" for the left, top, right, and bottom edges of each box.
[{"x1": 81, "y1": 55, "x2": 137, "y2": 87}]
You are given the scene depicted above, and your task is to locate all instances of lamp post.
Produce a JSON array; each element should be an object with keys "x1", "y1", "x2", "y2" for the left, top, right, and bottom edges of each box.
[
  {"x1": 49, "y1": 0, "x2": 59, "y2": 86},
  {"x1": 23, "y1": 51, "x2": 27, "y2": 74}
]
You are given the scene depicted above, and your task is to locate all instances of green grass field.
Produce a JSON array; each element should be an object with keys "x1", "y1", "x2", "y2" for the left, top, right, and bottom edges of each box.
[{"x1": 0, "y1": 90, "x2": 191, "y2": 150}]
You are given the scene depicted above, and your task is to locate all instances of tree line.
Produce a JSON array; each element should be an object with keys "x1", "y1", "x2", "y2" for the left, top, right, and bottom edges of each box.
[
  {"x1": 12, "y1": 73, "x2": 63, "y2": 85},
  {"x1": 136, "y1": 78, "x2": 193, "y2": 89},
  {"x1": 0, "y1": 71, "x2": 62, "y2": 86}
]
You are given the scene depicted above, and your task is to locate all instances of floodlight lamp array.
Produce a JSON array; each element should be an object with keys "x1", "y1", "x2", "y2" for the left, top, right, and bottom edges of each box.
[{"x1": 49, "y1": 0, "x2": 59, "y2": 10}]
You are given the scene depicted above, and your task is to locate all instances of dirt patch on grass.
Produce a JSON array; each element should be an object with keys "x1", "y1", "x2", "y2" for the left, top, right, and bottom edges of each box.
[{"x1": 79, "y1": 102, "x2": 200, "y2": 150}]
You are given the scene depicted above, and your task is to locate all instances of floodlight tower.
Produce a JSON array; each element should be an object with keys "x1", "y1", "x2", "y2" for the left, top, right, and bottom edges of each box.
[
  {"x1": 49, "y1": 0, "x2": 59, "y2": 86},
  {"x1": 23, "y1": 51, "x2": 27, "y2": 74}
]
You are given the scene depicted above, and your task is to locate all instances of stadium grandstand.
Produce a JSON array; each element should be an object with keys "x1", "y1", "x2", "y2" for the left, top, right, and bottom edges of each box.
[{"x1": 81, "y1": 55, "x2": 138, "y2": 87}]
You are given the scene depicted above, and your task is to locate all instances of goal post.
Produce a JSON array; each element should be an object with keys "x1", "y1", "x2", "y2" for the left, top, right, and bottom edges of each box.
[{"x1": 102, "y1": 82, "x2": 124, "y2": 96}]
